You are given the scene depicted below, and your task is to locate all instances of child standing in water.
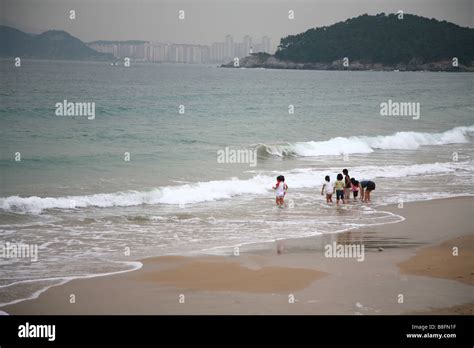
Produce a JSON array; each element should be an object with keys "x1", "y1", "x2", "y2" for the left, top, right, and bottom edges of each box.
[
  {"x1": 342, "y1": 169, "x2": 351, "y2": 200},
  {"x1": 334, "y1": 173, "x2": 346, "y2": 205},
  {"x1": 321, "y1": 175, "x2": 333, "y2": 203},
  {"x1": 273, "y1": 175, "x2": 288, "y2": 207},
  {"x1": 350, "y1": 178, "x2": 360, "y2": 201}
]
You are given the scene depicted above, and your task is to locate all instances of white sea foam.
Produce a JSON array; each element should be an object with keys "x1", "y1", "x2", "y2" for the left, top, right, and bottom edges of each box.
[
  {"x1": 255, "y1": 125, "x2": 474, "y2": 157},
  {"x1": 0, "y1": 161, "x2": 471, "y2": 214},
  {"x1": 0, "y1": 261, "x2": 142, "y2": 308}
]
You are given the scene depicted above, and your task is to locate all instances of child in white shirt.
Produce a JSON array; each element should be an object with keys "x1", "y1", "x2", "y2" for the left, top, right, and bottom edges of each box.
[
  {"x1": 321, "y1": 175, "x2": 333, "y2": 203},
  {"x1": 273, "y1": 175, "x2": 288, "y2": 207}
]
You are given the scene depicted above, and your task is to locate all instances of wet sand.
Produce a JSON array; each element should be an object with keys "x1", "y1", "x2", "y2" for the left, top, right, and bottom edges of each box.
[
  {"x1": 398, "y1": 234, "x2": 474, "y2": 286},
  {"x1": 139, "y1": 258, "x2": 326, "y2": 293},
  {"x1": 2, "y1": 197, "x2": 473, "y2": 315}
]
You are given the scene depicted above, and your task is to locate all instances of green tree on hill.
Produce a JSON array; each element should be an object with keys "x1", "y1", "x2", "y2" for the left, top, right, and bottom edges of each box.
[{"x1": 275, "y1": 13, "x2": 474, "y2": 66}]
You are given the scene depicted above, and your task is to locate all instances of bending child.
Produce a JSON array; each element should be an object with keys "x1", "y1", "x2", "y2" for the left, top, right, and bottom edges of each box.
[
  {"x1": 350, "y1": 178, "x2": 360, "y2": 201},
  {"x1": 360, "y1": 180, "x2": 376, "y2": 202}
]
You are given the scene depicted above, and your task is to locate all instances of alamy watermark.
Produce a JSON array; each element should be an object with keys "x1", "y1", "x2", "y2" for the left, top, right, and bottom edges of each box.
[
  {"x1": 380, "y1": 99, "x2": 420, "y2": 120},
  {"x1": 217, "y1": 147, "x2": 257, "y2": 167},
  {"x1": 55, "y1": 99, "x2": 95, "y2": 120},
  {"x1": 324, "y1": 242, "x2": 365, "y2": 262},
  {"x1": 18, "y1": 322, "x2": 55, "y2": 341},
  {"x1": 0, "y1": 242, "x2": 38, "y2": 262}
]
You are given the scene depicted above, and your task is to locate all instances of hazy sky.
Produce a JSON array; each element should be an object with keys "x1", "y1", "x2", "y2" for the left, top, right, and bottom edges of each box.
[{"x1": 1, "y1": 0, "x2": 473, "y2": 49}]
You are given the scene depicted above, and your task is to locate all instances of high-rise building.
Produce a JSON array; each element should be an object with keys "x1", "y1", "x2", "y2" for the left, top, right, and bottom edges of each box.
[
  {"x1": 211, "y1": 42, "x2": 225, "y2": 62},
  {"x1": 151, "y1": 43, "x2": 169, "y2": 62},
  {"x1": 200, "y1": 45, "x2": 210, "y2": 64},
  {"x1": 117, "y1": 44, "x2": 133, "y2": 58},
  {"x1": 233, "y1": 43, "x2": 244, "y2": 59},
  {"x1": 133, "y1": 44, "x2": 146, "y2": 60},
  {"x1": 225, "y1": 35, "x2": 234, "y2": 60},
  {"x1": 144, "y1": 43, "x2": 153, "y2": 61},
  {"x1": 89, "y1": 43, "x2": 115, "y2": 55}
]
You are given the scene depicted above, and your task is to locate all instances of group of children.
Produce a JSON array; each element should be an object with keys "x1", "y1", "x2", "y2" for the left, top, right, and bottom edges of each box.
[
  {"x1": 272, "y1": 169, "x2": 376, "y2": 207},
  {"x1": 321, "y1": 169, "x2": 376, "y2": 205}
]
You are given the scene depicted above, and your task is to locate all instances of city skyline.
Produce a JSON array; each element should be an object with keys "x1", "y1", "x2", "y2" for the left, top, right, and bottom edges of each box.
[
  {"x1": 88, "y1": 34, "x2": 272, "y2": 64},
  {"x1": 1, "y1": 0, "x2": 472, "y2": 48}
]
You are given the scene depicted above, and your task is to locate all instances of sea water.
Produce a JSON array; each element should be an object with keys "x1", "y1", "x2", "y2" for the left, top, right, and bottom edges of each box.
[{"x1": 0, "y1": 60, "x2": 473, "y2": 305}]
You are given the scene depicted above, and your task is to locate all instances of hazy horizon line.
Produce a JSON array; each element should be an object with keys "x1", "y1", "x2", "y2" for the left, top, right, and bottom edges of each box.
[{"x1": 2, "y1": 10, "x2": 473, "y2": 50}]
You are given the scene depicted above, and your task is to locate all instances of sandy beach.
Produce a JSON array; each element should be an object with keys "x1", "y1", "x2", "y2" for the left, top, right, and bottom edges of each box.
[{"x1": 2, "y1": 196, "x2": 473, "y2": 315}]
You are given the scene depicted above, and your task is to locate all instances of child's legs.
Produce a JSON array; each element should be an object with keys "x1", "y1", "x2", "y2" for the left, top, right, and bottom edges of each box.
[
  {"x1": 276, "y1": 196, "x2": 284, "y2": 205},
  {"x1": 338, "y1": 190, "x2": 345, "y2": 203},
  {"x1": 326, "y1": 194, "x2": 332, "y2": 203}
]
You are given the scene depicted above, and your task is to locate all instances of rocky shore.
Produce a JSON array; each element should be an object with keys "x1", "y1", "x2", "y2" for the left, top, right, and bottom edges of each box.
[{"x1": 221, "y1": 53, "x2": 474, "y2": 72}]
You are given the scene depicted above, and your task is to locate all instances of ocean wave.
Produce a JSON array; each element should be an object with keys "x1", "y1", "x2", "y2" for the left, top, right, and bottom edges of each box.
[
  {"x1": 253, "y1": 125, "x2": 474, "y2": 158},
  {"x1": 0, "y1": 161, "x2": 471, "y2": 214}
]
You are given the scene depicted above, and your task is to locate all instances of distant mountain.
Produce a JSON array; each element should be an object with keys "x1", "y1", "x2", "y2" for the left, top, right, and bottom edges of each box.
[
  {"x1": 0, "y1": 26, "x2": 115, "y2": 61},
  {"x1": 223, "y1": 14, "x2": 474, "y2": 71}
]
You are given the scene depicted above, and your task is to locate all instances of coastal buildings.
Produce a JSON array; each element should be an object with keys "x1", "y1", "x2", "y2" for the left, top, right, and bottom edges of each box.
[
  {"x1": 210, "y1": 42, "x2": 226, "y2": 62},
  {"x1": 225, "y1": 35, "x2": 234, "y2": 61},
  {"x1": 215, "y1": 35, "x2": 271, "y2": 62},
  {"x1": 88, "y1": 35, "x2": 272, "y2": 64}
]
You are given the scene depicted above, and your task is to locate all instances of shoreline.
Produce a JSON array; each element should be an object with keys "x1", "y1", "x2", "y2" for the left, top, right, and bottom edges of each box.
[
  {"x1": 0, "y1": 193, "x2": 409, "y2": 308},
  {"x1": 221, "y1": 54, "x2": 474, "y2": 72},
  {"x1": 0, "y1": 261, "x2": 143, "y2": 309},
  {"x1": 1, "y1": 196, "x2": 473, "y2": 314}
]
